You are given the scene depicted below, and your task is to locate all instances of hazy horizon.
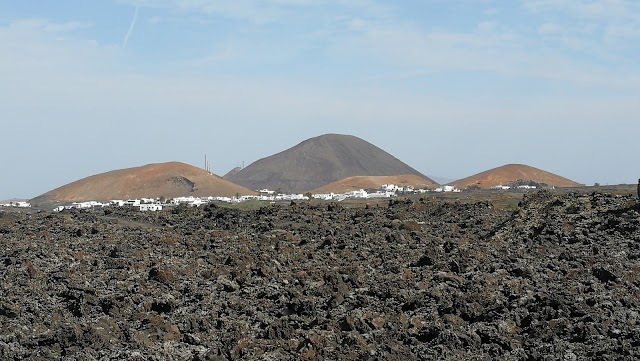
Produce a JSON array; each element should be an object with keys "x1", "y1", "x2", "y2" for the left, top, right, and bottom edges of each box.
[{"x1": 2, "y1": 1, "x2": 639, "y2": 200}]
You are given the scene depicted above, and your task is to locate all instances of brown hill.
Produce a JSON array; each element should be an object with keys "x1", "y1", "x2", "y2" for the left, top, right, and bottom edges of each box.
[
  {"x1": 312, "y1": 175, "x2": 438, "y2": 194},
  {"x1": 451, "y1": 164, "x2": 582, "y2": 190},
  {"x1": 225, "y1": 134, "x2": 434, "y2": 193},
  {"x1": 223, "y1": 166, "x2": 243, "y2": 179},
  {"x1": 32, "y1": 162, "x2": 256, "y2": 204}
]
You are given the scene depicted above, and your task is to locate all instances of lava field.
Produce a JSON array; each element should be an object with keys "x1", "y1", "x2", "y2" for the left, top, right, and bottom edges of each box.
[{"x1": 1, "y1": 190, "x2": 639, "y2": 360}]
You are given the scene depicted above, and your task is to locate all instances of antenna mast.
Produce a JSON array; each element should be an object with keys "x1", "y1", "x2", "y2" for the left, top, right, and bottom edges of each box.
[{"x1": 205, "y1": 154, "x2": 211, "y2": 174}]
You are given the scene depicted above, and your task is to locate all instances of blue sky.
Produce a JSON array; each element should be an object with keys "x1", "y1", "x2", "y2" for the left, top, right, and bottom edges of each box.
[{"x1": 1, "y1": 0, "x2": 639, "y2": 199}]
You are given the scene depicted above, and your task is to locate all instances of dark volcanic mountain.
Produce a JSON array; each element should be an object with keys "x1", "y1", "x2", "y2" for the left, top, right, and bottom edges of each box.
[
  {"x1": 31, "y1": 162, "x2": 256, "y2": 205},
  {"x1": 225, "y1": 134, "x2": 433, "y2": 193},
  {"x1": 223, "y1": 166, "x2": 243, "y2": 179}
]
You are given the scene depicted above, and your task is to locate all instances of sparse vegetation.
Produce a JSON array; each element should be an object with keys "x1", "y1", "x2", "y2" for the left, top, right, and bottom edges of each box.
[{"x1": 303, "y1": 192, "x2": 313, "y2": 202}]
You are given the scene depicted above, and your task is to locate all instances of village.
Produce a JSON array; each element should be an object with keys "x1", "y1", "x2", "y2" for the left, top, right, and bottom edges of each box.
[
  {"x1": 39, "y1": 183, "x2": 465, "y2": 212},
  {"x1": 0, "y1": 183, "x2": 547, "y2": 213},
  {"x1": 0, "y1": 201, "x2": 32, "y2": 208}
]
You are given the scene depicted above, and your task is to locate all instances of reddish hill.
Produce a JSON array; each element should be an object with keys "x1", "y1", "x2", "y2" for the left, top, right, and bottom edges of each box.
[
  {"x1": 31, "y1": 162, "x2": 256, "y2": 204},
  {"x1": 226, "y1": 134, "x2": 434, "y2": 193},
  {"x1": 451, "y1": 164, "x2": 582, "y2": 190},
  {"x1": 312, "y1": 175, "x2": 438, "y2": 194}
]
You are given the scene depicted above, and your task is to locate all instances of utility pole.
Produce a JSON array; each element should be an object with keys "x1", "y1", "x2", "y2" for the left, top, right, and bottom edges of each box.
[{"x1": 204, "y1": 154, "x2": 211, "y2": 174}]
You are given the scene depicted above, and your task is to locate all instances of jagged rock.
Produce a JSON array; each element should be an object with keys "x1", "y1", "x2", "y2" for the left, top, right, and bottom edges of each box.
[{"x1": 0, "y1": 191, "x2": 639, "y2": 359}]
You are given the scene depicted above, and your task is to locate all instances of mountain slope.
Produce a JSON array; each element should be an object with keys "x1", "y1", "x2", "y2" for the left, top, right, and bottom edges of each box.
[
  {"x1": 451, "y1": 164, "x2": 582, "y2": 190},
  {"x1": 312, "y1": 175, "x2": 438, "y2": 194},
  {"x1": 225, "y1": 134, "x2": 433, "y2": 193},
  {"x1": 32, "y1": 162, "x2": 256, "y2": 204}
]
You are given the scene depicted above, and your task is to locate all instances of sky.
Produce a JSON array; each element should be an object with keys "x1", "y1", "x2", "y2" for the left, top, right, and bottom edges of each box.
[{"x1": 1, "y1": 0, "x2": 639, "y2": 199}]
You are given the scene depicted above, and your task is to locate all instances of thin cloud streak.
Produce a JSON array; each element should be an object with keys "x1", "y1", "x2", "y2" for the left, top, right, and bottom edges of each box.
[{"x1": 123, "y1": 6, "x2": 139, "y2": 48}]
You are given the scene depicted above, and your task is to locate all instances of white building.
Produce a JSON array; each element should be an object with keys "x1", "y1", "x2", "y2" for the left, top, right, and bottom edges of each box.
[
  {"x1": 136, "y1": 204, "x2": 163, "y2": 211},
  {"x1": 0, "y1": 201, "x2": 31, "y2": 208},
  {"x1": 490, "y1": 185, "x2": 511, "y2": 190},
  {"x1": 382, "y1": 184, "x2": 402, "y2": 192},
  {"x1": 435, "y1": 185, "x2": 461, "y2": 193},
  {"x1": 347, "y1": 190, "x2": 369, "y2": 199},
  {"x1": 517, "y1": 185, "x2": 537, "y2": 189},
  {"x1": 368, "y1": 191, "x2": 394, "y2": 198}
]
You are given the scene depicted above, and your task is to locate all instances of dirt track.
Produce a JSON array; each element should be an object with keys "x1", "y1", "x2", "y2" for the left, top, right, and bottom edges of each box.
[{"x1": 1, "y1": 190, "x2": 639, "y2": 360}]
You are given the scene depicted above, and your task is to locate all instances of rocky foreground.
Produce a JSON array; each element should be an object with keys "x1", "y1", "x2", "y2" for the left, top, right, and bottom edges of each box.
[{"x1": 1, "y1": 191, "x2": 639, "y2": 360}]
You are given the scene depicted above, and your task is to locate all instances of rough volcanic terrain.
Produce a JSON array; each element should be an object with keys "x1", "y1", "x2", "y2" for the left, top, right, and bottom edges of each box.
[
  {"x1": 225, "y1": 134, "x2": 433, "y2": 193},
  {"x1": 1, "y1": 190, "x2": 639, "y2": 360},
  {"x1": 451, "y1": 164, "x2": 582, "y2": 190},
  {"x1": 32, "y1": 162, "x2": 256, "y2": 205}
]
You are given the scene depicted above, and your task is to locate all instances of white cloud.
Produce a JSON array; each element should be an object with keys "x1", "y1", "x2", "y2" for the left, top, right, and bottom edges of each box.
[
  {"x1": 180, "y1": 48, "x2": 235, "y2": 66},
  {"x1": 522, "y1": 0, "x2": 640, "y2": 45},
  {"x1": 43, "y1": 21, "x2": 94, "y2": 33},
  {"x1": 118, "y1": 0, "x2": 392, "y2": 24},
  {"x1": 522, "y1": 0, "x2": 640, "y2": 20},
  {"x1": 477, "y1": 21, "x2": 497, "y2": 32},
  {"x1": 148, "y1": 15, "x2": 163, "y2": 24},
  {"x1": 348, "y1": 18, "x2": 368, "y2": 31},
  {"x1": 605, "y1": 23, "x2": 640, "y2": 40},
  {"x1": 322, "y1": 12, "x2": 640, "y2": 92},
  {"x1": 538, "y1": 23, "x2": 562, "y2": 35},
  {"x1": 8, "y1": 19, "x2": 93, "y2": 33},
  {"x1": 118, "y1": 0, "x2": 319, "y2": 23}
]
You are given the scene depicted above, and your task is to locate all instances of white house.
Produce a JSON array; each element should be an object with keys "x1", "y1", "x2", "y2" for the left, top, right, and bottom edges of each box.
[
  {"x1": 368, "y1": 191, "x2": 394, "y2": 198},
  {"x1": 435, "y1": 185, "x2": 461, "y2": 193},
  {"x1": 491, "y1": 185, "x2": 511, "y2": 190},
  {"x1": 136, "y1": 204, "x2": 163, "y2": 211},
  {"x1": 517, "y1": 185, "x2": 537, "y2": 190},
  {"x1": 0, "y1": 201, "x2": 31, "y2": 208},
  {"x1": 189, "y1": 198, "x2": 207, "y2": 207},
  {"x1": 71, "y1": 202, "x2": 92, "y2": 209},
  {"x1": 382, "y1": 184, "x2": 397, "y2": 191},
  {"x1": 348, "y1": 190, "x2": 369, "y2": 199}
]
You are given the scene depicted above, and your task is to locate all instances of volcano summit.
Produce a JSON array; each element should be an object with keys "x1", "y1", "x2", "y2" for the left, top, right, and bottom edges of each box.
[{"x1": 225, "y1": 134, "x2": 434, "y2": 193}]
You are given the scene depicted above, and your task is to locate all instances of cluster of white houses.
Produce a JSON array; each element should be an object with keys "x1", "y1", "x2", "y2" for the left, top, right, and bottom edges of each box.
[
  {"x1": 0, "y1": 201, "x2": 31, "y2": 208},
  {"x1": 434, "y1": 185, "x2": 462, "y2": 193},
  {"x1": 53, "y1": 199, "x2": 163, "y2": 212},
  {"x1": 490, "y1": 185, "x2": 537, "y2": 190},
  {"x1": 3, "y1": 182, "x2": 550, "y2": 213},
  {"x1": 51, "y1": 183, "x2": 454, "y2": 212},
  {"x1": 4, "y1": 182, "x2": 548, "y2": 213}
]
